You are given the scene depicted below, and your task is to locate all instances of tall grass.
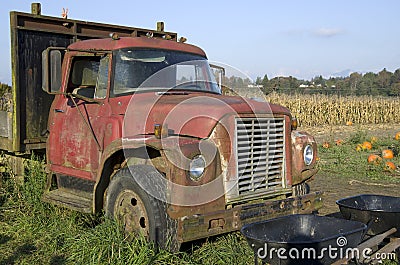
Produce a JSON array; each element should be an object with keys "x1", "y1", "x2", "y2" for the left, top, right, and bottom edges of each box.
[
  {"x1": 265, "y1": 92, "x2": 400, "y2": 126},
  {"x1": 0, "y1": 156, "x2": 255, "y2": 265},
  {"x1": 0, "y1": 152, "x2": 397, "y2": 264}
]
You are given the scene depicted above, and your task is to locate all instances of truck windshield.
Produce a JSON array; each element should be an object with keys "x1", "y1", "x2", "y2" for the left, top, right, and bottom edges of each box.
[{"x1": 112, "y1": 48, "x2": 221, "y2": 96}]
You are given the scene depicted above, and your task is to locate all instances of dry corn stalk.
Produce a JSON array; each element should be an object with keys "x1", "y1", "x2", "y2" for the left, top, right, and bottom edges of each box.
[{"x1": 265, "y1": 92, "x2": 400, "y2": 126}]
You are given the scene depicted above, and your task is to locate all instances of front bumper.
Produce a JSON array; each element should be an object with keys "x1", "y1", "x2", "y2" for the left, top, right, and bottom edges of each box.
[{"x1": 177, "y1": 191, "x2": 323, "y2": 243}]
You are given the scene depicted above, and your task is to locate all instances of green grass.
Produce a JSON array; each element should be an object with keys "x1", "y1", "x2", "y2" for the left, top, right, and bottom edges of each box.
[
  {"x1": 0, "y1": 156, "x2": 255, "y2": 265},
  {"x1": 318, "y1": 131, "x2": 400, "y2": 183},
  {"x1": 0, "y1": 149, "x2": 398, "y2": 264}
]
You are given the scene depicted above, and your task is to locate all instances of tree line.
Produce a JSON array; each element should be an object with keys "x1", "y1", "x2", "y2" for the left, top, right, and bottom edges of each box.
[{"x1": 254, "y1": 68, "x2": 400, "y2": 96}]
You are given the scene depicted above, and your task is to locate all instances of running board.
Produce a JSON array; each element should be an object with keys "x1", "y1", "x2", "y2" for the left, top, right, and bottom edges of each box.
[{"x1": 42, "y1": 188, "x2": 93, "y2": 213}]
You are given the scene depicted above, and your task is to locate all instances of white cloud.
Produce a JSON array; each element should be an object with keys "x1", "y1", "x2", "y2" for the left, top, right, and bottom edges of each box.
[{"x1": 313, "y1": 28, "x2": 344, "y2": 38}]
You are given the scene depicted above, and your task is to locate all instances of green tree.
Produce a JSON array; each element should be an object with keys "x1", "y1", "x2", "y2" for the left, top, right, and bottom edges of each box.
[
  {"x1": 391, "y1": 68, "x2": 400, "y2": 83},
  {"x1": 377, "y1": 68, "x2": 392, "y2": 89},
  {"x1": 390, "y1": 82, "x2": 400, "y2": 96},
  {"x1": 360, "y1": 72, "x2": 377, "y2": 95},
  {"x1": 313, "y1": 75, "x2": 326, "y2": 87},
  {"x1": 0, "y1": 82, "x2": 11, "y2": 97},
  {"x1": 348, "y1": 72, "x2": 362, "y2": 95}
]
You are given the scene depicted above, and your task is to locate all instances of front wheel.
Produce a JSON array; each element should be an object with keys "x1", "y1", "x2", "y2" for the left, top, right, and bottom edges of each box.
[{"x1": 105, "y1": 165, "x2": 179, "y2": 251}]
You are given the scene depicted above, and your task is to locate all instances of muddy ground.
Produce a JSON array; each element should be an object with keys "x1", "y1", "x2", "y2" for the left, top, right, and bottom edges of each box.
[
  {"x1": 310, "y1": 174, "x2": 399, "y2": 215},
  {"x1": 304, "y1": 123, "x2": 400, "y2": 215}
]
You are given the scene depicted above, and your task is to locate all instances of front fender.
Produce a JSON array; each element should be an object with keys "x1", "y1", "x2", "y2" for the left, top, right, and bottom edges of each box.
[{"x1": 291, "y1": 131, "x2": 318, "y2": 185}]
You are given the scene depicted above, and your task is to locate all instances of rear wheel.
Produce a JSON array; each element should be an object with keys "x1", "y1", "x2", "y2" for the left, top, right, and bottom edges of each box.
[{"x1": 105, "y1": 165, "x2": 179, "y2": 251}]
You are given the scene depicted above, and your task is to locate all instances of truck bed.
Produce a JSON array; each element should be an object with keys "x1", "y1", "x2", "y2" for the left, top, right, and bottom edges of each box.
[{"x1": 1, "y1": 8, "x2": 177, "y2": 153}]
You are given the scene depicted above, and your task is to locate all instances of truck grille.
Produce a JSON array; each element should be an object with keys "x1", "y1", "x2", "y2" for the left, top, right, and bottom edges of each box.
[{"x1": 235, "y1": 117, "x2": 285, "y2": 196}]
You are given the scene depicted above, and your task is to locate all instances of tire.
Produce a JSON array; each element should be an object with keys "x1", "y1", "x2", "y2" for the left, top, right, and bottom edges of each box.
[{"x1": 105, "y1": 165, "x2": 179, "y2": 251}]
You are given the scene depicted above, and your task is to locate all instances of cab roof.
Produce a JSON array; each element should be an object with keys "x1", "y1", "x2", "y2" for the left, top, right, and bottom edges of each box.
[{"x1": 68, "y1": 37, "x2": 207, "y2": 57}]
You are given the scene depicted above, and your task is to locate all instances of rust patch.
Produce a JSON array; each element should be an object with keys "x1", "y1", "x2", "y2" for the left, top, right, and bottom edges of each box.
[
  {"x1": 291, "y1": 130, "x2": 318, "y2": 185},
  {"x1": 177, "y1": 191, "x2": 323, "y2": 243}
]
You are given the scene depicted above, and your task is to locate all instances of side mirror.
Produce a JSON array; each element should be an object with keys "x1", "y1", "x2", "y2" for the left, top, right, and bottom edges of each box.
[{"x1": 42, "y1": 47, "x2": 64, "y2": 94}]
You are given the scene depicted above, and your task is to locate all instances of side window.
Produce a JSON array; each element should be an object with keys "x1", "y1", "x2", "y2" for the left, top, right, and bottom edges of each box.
[
  {"x1": 68, "y1": 56, "x2": 101, "y2": 98},
  {"x1": 95, "y1": 55, "x2": 109, "y2": 99}
]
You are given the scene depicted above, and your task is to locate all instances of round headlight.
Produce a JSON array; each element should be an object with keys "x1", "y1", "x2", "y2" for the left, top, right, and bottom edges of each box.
[
  {"x1": 303, "y1": 144, "x2": 314, "y2": 166},
  {"x1": 189, "y1": 155, "x2": 206, "y2": 181}
]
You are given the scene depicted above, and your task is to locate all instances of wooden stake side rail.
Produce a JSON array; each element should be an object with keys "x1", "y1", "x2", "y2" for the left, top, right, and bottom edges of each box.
[{"x1": 13, "y1": 11, "x2": 178, "y2": 41}]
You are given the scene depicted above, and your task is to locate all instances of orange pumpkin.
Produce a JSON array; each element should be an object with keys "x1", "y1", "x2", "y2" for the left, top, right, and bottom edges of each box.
[
  {"x1": 385, "y1": 161, "x2": 396, "y2": 171},
  {"x1": 362, "y1": 141, "x2": 372, "y2": 150},
  {"x1": 335, "y1": 139, "x2": 343, "y2": 146},
  {"x1": 346, "y1": 121, "x2": 353, "y2": 126},
  {"x1": 322, "y1": 142, "x2": 331, "y2": 149},
  {"x1": 396, "y1": 132, "x2": 400, "y2": 140},
  {"x1": 382, "y1": 149, "x2": 394, "y2": 159},
  {"x1": 367, "y1": 154, "x2": 381, "y2": 164}
]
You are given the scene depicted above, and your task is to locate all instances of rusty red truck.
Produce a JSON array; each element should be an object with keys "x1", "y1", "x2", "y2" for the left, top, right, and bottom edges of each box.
[{"x1": 0, "y1": 3, "x2": 322, "y2": 250}]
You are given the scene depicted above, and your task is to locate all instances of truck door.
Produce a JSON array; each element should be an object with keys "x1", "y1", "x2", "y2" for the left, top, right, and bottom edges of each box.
[{"x1": 48, "y1": 54, "x2": 110, "y2": 180}]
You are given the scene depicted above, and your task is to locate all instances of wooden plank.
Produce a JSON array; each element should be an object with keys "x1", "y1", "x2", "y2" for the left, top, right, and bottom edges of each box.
[
  {"x1": 331, "y1": 228, "x2": 397, "y2": 265},
  {"x1": 0, "y1": 111, "x2": 9, "y2": 137},
  {"x1": 358, "y1": 228, "x2": 397, "y2": 251},
  {"x1": 13, "y1": 12, "x2": 177, "y2": 41},
  {"x1": 369, "y1": 238, "x2": 400, "y2": 265}
]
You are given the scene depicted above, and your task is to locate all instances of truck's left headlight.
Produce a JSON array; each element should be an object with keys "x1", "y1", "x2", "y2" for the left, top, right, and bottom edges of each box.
[
  {"x1": 303, "y1": 144, "x2": 314, "y2": 166},
  {"x1": 189, "y1": 155, "x2": 206, "y2": 181}
]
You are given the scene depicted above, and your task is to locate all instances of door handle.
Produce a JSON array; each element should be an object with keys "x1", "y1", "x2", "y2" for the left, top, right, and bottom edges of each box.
[{"x1": 54, "y1": 109, "x2": 64, "y2": 113}]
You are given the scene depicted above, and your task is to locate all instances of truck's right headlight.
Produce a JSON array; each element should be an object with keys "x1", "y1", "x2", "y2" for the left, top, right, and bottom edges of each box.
[
  {"x1": 189, "y1": 155, "x2": 206, "y2": 181},
  {"x1": 303, "y1": 144, "x2": 314, "y2": 166}
]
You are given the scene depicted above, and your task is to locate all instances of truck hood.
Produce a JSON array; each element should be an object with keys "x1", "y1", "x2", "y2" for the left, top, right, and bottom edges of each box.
[{"x1": 121, "y1": 92, "x2": 291, "y2": 139}]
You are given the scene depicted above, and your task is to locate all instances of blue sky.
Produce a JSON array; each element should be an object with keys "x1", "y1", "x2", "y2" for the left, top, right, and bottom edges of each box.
[{"x1": 1, "y1": 1, "x2": 399, "y2": 84}]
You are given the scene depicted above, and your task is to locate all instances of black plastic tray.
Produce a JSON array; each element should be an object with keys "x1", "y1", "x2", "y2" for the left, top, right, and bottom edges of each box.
[
  {"x1": 241, "y1": 214, "x2": 367, "y2": 265},
  {"x1": 336, "y1": 194, "x2": 400, "y2": 237}
]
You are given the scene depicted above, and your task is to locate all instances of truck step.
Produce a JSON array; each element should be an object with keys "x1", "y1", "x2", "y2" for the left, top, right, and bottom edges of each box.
[{"x1": 42, "y1": 188, "x2": 93, "y2": 213}]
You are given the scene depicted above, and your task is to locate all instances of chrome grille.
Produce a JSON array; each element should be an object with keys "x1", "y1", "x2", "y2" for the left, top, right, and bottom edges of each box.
[{"x1": 235, "y1": 117, "x2": 285, "y2": 196}]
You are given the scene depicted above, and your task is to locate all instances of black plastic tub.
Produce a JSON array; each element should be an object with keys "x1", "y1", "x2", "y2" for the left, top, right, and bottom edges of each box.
[
  {"x1": 336, "y1": 194, "x2": 400, "y2": 237},
  {"x1": 241, "y1": 214, "x2": 367, "y2": 265}
]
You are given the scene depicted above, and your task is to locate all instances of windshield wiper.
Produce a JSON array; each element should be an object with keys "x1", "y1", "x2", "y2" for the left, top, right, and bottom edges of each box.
[{"x1": 156, "y1": 91, "x2": 189, "y2": 96}]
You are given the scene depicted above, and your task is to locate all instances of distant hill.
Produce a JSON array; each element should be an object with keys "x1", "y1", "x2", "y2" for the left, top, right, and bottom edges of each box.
[{"x1": 330, "y1": 69, "x2": 355, "y2": 78}]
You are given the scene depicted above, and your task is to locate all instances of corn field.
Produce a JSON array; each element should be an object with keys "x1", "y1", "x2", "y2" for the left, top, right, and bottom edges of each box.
[{"x1": 265, "y1": 92, "x2": 400, "y2": 126}]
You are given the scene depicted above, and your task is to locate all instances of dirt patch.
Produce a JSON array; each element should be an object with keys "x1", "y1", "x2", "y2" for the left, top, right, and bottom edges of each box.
[{"x1": 310, "y1": 174, "x2": 400, "y2": 215}]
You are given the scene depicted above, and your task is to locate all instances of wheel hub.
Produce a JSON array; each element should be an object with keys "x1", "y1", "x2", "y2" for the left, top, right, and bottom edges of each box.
[{"x1": 114, "y1": 190, "x2": 149, "y2": 237}]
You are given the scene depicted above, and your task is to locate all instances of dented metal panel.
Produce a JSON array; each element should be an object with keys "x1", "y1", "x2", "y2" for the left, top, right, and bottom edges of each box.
[{"x1": 177, "y1": 191, "x2": 324, "y2": 243}]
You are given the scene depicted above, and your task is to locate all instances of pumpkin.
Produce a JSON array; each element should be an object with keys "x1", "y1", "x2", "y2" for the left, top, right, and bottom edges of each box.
[
  {"x1": 382, "y1": 149, "x2": 394, "y2": 159},
  {"x1": 346, "y1": 121, "x2": 353, "y2": 126},
  {"x1": 362, "y1": 141, "x2": 372, "y2": 150},
  {"x1": 322, "y1": 142, "x2": 330, "y2": 149},
  {"x1": 335, "y1": 139, "x2": 343, "y2": 146},
  {"x1": 385, "y1": 161, "x2": 396, "y2": 171},
  {"x1": 396, "y1": 132, "x2": 400, "y2": 140},
  {"x1": 356, "y1": 144, "x2": 363, "y2": 152},
  {"x1": 367, "y1": 154, "x2": 381, "y2": 164}
]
